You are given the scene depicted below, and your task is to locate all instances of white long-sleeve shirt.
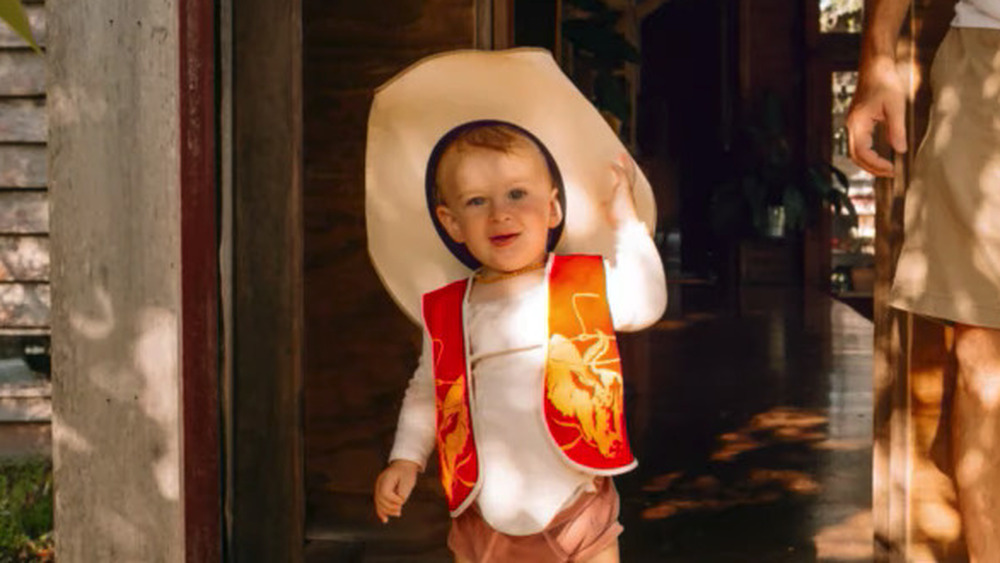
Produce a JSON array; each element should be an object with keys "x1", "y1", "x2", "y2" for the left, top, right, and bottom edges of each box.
[{"x1": 389, "y1": 219, "x2": 666, "y2": 535}]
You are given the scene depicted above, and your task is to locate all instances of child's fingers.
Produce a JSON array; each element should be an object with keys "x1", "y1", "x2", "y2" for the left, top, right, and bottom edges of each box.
[
  {"x1": 375, "y1": 504, "x2": 388, "y2": 524},
  {"x1": 611, "y1": 153, "x2": 636, "y2": 188},
  {"x1": 374, "y1": 461, "x2": 420, "y2": 524},
  {"x1": 605, "y1": 155, "x2": 640, "y2": 227},
  {"x1": 376, "y1": 496, "x2": 402, "y2": 519},
  {"x1": 375, "y1": 493, "x2": 404, "y2": 523},
  {"x1": 396, "y1": 469, "x2": 417, "y2": 502},
  {"x1": 377, "y1": 488, "x2": 404, "y2": 508},
  {"x1": 374, "y1": 472, "x2": 404, "y2": 523},
  {"x1": 376, "y1": 470, "x2": 402, "y2": 495}
]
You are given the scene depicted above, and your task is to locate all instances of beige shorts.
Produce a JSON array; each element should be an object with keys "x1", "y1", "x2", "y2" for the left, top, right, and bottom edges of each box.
[
  {"x1": 891, "y1": 27, "x2": 1000, "y2": 329},
  {"x1": 447, "y1": 477, "x2": 623, "y2": 563}
]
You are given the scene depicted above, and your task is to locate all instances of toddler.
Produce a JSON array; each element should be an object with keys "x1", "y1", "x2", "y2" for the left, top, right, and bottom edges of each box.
[{"x1": 372, "y1": 119, "x2": 666, "y2": 563}]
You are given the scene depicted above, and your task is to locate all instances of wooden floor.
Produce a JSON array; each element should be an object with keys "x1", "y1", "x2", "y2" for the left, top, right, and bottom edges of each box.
[{"x1": 306, "y1": 285, "x2": 874, "y2": 562}]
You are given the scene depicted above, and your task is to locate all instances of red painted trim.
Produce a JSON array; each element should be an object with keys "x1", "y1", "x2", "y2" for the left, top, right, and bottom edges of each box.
[{"x1": 179, "y1": 0, "x2": 221, "y2": 560}]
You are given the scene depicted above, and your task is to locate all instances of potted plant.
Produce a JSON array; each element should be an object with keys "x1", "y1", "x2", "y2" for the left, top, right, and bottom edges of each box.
[
  {"x1": 711, "y1": 93, "x2": 857, "y2": 239},
  {"x1": 561, "y1": 0, "x2": 640, "y2": 140},
  {"x1": 711, "y1": 92, "x2": 857, "y2": 283}
]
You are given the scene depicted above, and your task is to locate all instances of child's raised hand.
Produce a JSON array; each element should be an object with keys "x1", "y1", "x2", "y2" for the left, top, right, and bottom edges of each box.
[
  {"x1": 606, "y1": 153, "x2": 640, "y2": 228},
  {"x1": 374, "y1": 459, "x2": 420, "y2": 524}
]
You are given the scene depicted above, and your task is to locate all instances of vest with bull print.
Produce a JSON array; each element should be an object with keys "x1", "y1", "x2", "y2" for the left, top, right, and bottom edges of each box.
[{"x1": 421, "y1": 254, "x2": 636, "y2": 516}]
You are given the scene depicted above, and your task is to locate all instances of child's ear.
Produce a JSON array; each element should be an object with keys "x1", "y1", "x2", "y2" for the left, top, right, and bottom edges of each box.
[
  {"x1": 548, "y1": 189, "x2": 563, "y2": 229},
  {"x1": 435, "y1": 205, "x2": 466, "y2": 243}
]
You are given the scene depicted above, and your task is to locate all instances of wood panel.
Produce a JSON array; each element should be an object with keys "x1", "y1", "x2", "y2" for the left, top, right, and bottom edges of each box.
[
  {"x1": 302, "y1": 0, "x2": 476, "y2": 551},
  {"x1": 0, "y1": 52, "x2": 46, "y2": 96},
  {"x1": 0, "y1": 283, "x2": 48, "y2": 327},
  {"x1": 232, "y1": 0, "x2": 303, "y2": 559},
  {"x1": 0, "y1": 236, "x2": 48, "y2": 281},
  {"x1": 739, "y1": 0, "x2": 803, "y2": 113},
  {"x1": 0, "y1": 145, "x2": 45, "y2": 188},
  {"x1": 0, "y1": 99, "x2": 46, "y2": 143},
  {"x1": 179, "y1": 0, "x2": 222, "y2": 557},
  {"x1": 0, "y1": 191, "x2": 48, "y2": 233},
  {"x1": 873, "y1": 0, "x2": 959, "y2": 560},
  {"x1": 0, "y1": 4, "x2": 46, "y2": 48},
  {"x1": 0, "y1": 1, "x2": 49, "y2": 334}
]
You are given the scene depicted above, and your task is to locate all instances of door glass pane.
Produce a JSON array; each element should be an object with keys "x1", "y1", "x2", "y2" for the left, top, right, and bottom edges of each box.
[
  {"x1": 831, "y1": 71, "x2": 875, "y2": 294},
  {"x1": 820, "y1": 0, "x2": 863, "y2": 33}
]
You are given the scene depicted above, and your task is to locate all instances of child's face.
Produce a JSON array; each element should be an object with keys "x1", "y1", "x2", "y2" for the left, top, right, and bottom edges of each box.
[{"x1": 435, "y1": 140, "x2": 562, "y2": 276}]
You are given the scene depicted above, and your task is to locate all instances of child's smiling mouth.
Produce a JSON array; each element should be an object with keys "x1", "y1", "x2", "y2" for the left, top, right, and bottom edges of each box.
[{"x1": 489, "y1": 233, "x2": 519, "y2": 247}]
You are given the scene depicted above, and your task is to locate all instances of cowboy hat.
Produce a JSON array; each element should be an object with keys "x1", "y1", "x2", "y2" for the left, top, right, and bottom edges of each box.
[{"x1": 366, "y1": 48, "x2": 656, "y2": 323}]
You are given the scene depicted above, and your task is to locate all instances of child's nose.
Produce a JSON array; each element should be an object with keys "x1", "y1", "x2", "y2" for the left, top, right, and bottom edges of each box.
[{"x1": 489, "y1": 200, "x2": 513, "y2": 221}]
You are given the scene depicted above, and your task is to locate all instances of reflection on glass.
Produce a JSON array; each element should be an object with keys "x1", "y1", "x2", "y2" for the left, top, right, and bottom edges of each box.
[
  {"x1": 820, "y1": 0, "x2": 863, "y2": 34},
  {"x1": 831, "y1": 71, "x2": 875, "y2": 294}
]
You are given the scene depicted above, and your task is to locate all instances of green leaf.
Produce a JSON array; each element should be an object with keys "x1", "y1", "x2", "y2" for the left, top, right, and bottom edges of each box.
[
  {"x1": 759, "y1": 93, "x2": 785, "y2": 134},
  {"x1": 829, "y1": 165, "x2": 849, "y2": 190},
  {"x1": 0, "y1": 0, "x2": 39, "y2": 53},
  {"x1": 806, "y1": 167, "x2": 828, "y2": 196},
  {"x1": 829, "y1": 187, "x2": 859, "y2": 227},
  {"x1": 562, "y1": 19, "x2": 639, "y2": 64},
  {"x1": 783, "y1": 188, "x2": 807, "y2": 231},
  {"x1": 594, "y1": 71, "x2": 630, "y2": 124},
  {"x1": 564, "y1": 0, "x2": 613, "y2": 15}
]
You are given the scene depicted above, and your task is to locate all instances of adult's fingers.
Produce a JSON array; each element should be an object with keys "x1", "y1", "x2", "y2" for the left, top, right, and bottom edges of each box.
[
  {"x1": 885, "y1": 90, "x2": 908, "y2": 154},
  {"x1": 854, "y1": 144, "x2": 895, "y2": 177},
  {"x1": 847, "y1": 110, "x2": 895, "y2": 177}
]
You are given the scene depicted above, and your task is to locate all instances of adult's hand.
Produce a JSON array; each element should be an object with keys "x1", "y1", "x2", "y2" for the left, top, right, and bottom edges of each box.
[{"x1": 846, "y1": 55, "x2": 908, "y2": 177}]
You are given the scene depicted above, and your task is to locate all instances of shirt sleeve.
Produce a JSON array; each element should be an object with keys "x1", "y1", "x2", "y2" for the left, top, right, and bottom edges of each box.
[
  {"x1": 388, "y1": 328, "x2": 437, "y2": 471},
  {"x1": 606, "y1": 219, "x2": 668, "y2": 332}
]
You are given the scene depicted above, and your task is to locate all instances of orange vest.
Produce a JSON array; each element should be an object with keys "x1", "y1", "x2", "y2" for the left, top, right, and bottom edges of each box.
[{"x1": 421, "y1": 255, "x2": 636, "y2": 516}]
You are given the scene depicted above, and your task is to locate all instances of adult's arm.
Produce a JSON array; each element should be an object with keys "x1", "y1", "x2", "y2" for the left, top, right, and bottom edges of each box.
[{"x1": 846, "y1": 0, "x2": 912, "y2": 177}]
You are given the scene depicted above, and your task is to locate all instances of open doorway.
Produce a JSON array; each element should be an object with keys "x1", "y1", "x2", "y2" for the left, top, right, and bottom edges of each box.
[{"x1": 294, "y1": 1, "x2": 875, "y2": 560}]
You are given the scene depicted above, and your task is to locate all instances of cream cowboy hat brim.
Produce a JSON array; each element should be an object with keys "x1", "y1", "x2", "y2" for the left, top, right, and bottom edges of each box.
[{"x1": 366, "y1": 48, "x2": 657, "y2": 323}]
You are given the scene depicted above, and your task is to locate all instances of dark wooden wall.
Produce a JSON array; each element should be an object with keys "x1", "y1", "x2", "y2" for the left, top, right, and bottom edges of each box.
[
  {"x1": 231, "y1": 0, "x2": 304, "y2": 559},
  {"x1": 301, "y1": 0, "x2": 478, "y2": 554},
  {"x1": 639, "y1": 0, "x2": 732, "y2": 278},
  {"x1": 739, "y1": 0, "x2": 805, "y2": 117},
  {"x1": 638, "y1": 0, "x2": 807, "y2": 282}
]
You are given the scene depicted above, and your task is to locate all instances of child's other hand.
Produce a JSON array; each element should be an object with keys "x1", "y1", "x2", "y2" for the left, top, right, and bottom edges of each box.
[
  {"x1": 606, "y1": 153, "x2": 640, "y2": 228},
  {"x1": 374, "y1": 459, "x2": 420, "y2": 524}
]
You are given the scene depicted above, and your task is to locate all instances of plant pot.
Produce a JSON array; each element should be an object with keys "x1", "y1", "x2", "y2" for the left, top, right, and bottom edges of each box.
[{"x1": 766, "y1": 205, "x2": 785, "y2": 238}]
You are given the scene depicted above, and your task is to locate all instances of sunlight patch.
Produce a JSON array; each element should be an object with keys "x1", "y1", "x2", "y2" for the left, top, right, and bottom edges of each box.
[{"x1": 813, "y1": 510, "x2": 873, "y2": 560}]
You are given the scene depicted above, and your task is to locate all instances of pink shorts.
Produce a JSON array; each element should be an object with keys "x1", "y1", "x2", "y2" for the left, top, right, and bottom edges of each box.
[{"x1": 447, "y1": 478, "x2": 623, "y2": 563}]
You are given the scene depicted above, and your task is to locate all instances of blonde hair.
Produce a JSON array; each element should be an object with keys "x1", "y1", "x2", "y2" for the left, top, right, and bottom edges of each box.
[{"x1": 432, "y1": 123, "x2": 546, "y2": 206}]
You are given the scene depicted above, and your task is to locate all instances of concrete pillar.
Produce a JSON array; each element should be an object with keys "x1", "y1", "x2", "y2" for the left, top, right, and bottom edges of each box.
[{"x1": 48, "y1": 0, "x2": 218, "y2": 560}]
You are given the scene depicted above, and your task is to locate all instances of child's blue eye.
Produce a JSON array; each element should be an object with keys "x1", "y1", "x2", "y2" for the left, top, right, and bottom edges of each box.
[
  {"x1": 466, "y1": 196, "x2": 486, "y2": 207},
  {"x1": 508, "y1": 188, "x2": 527, "y2": 200}
]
